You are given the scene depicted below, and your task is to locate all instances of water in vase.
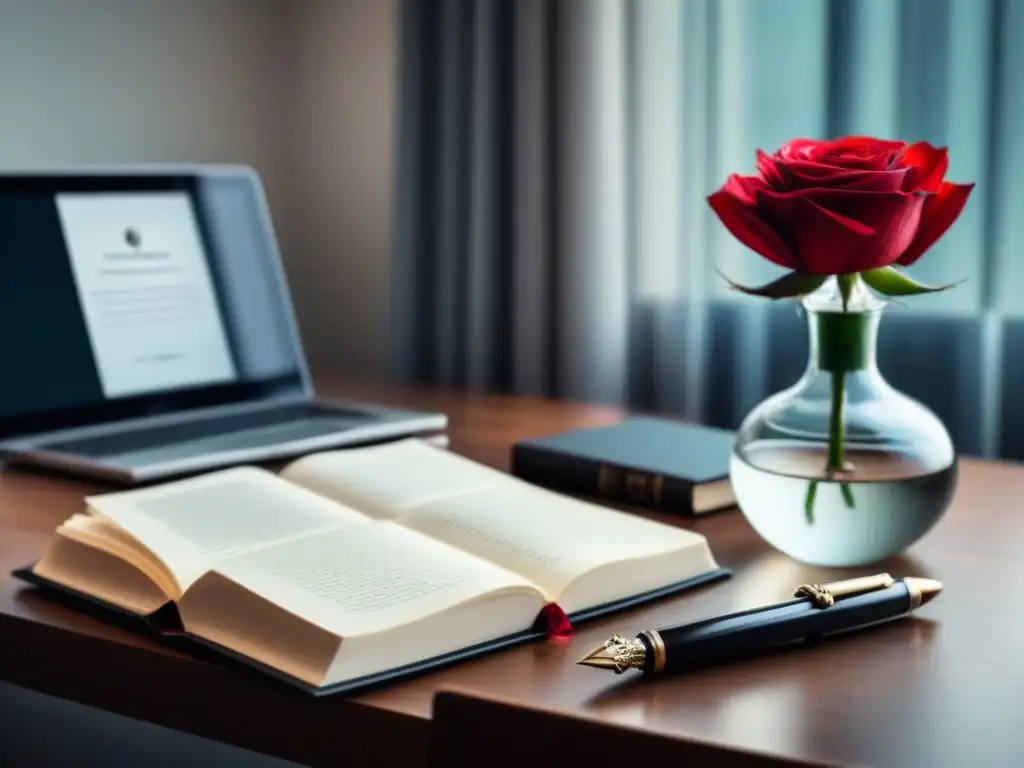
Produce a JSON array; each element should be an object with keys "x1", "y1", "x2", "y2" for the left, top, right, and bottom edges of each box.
[{"x1": 730, "y1": 441, "x2": 957, "y2": 567}]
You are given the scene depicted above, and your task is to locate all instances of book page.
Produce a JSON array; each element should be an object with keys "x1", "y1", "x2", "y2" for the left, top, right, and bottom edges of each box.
[
  {"x1": 32, "y1": 534, "x2": 170, "y2": 616},
  {"x1": 397, "y1": 481, "x2": 715, "y2": 613},
  {"x1": 280, "y1": 439, "x2": 715, "y2": 613},
  {"x1": 87, "y1": 466, "x2": 371, "y2": 597},
  {"x1": 280, "y1": 439, "x2": 510, "y2": 519},
  {"x1": 54, "y1": 514, "x2": 179, "y2": 598},
  {"x1": 207, "y1": 522, "x2": 542, "y2": 637}
]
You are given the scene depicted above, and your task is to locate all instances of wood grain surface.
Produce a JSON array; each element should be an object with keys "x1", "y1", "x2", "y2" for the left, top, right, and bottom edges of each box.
[{"x1": 1, "y1": 374, "x2": 1021, "y2": 767}]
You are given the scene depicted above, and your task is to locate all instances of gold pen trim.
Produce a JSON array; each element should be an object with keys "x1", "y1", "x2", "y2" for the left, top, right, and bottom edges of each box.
[
  {"x1": 821, "y1": 573, "x2": 895, "y2": 599},
  {"x1": 903, "y1": 577, "x2": 942, "y2": 608},
  {"x1": 576, "y1": 633, "x2": 646, "y2": 673},
  {"x1": 794, "y1": 573, "x2": 896, "y2": 609},
  {"x1": 793, "y1": 583, "x2": 835, "y2": 608},
  {"x1": 905, "y1": 578, "x2": 922, "y2": 611},
  {"x1": 642, "y1": 629, "x2": 666, "y2": 673}
]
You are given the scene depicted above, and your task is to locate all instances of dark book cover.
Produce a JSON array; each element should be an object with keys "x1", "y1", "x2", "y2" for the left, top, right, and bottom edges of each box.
[
  {"x1": 11, "y1": 563, "x2": 729, "y2": 697},
  {"x1": 512, "y1": 417, "x2": 737, "y2": 516}
]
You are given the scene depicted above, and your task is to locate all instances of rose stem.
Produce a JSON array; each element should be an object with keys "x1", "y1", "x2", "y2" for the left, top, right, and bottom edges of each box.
[
  {"x1": 832, "y1": 274, "x2": 858, "y2": 509},
  {"x1": 829, "y1": 368, "x2": 856, "y2": 508},
  {"x1": 840, "y1": 481, "x2": 855, "y2": 507},
  {"x1": 828, "y1": 369, "x2": 845, "y2": 470},
  {"x1": 804, "y1": 481, "x2": 818, "y2": 524}
]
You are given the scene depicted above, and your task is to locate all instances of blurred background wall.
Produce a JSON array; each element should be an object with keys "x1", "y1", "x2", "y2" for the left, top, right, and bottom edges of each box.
[
  {"x1": 287, "y1": 0, "x2": 396, "y2": 377},
  {"x1": 0, "y1": 0, "x2": 397, "y2": 379}
]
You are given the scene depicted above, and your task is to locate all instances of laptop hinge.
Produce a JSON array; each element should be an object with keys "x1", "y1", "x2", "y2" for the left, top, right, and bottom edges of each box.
[{"x1": 2, "y1": 391, "x2": 313, "y2": 447}]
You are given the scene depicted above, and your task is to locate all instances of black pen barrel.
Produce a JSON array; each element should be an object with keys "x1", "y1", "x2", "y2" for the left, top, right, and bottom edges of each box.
[{"x1": 644, "y1": 582, "x2": 913, "y2": 674}]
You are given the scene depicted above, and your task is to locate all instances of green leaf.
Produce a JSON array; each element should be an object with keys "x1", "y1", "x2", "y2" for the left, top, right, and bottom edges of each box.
[
  {"x1": 860, "y1": 266, "x2": 965, "y2": 297},
  {"x1": 718, "y1": 269, "x2": 827, "y2": 300}
]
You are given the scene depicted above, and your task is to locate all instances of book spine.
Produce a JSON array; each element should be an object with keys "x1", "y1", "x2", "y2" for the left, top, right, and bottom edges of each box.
[{"x1": 511, "y1": 445, "x2": 696, "y2": 515}]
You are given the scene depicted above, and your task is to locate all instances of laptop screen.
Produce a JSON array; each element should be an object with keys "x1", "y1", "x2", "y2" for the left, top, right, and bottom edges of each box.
[
  {"x1": 0, "y1": 170, "x2": 307, "y2": 439},
  {"x1": 56, "y1": 191, "x2": 240, "y2": 398}
]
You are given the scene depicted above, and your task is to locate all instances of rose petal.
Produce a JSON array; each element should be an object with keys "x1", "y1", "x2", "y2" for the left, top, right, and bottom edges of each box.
[
  {"x1": 899, "y1": 142, "x2": 949, "y2": 193},
  {"x1": 781, "y1": 163, "x2": 908, "y2": 192},
  {"x1": 817, "y1": 152, "x2": 896, "y2": 172},
  {"x1": 756, "y1": 150, "x2": 790, "y2": 189},
  {"x1": 758, "y1": 186, "x2": 908, "y2": 228},
  {"x1": 759, "y1": 189, "x2": 924, "y2": 273},
  {"x1": 897, "y1": 182, "x2": 974, "y2": 266},
  {"x1": 828, "y1": 136, "x2": 907, "y2": 154},
  {"x1": 819, "y1": 136, "x2": 906, "y2": 167},
  {"x1": 825, "y1": 169, "x2": 910, "y2": 192},
  {"x1": 781, "y1": 197, "x2": 874, "y2": 274},
  {"x1": 722, "y1": 173, "x2": 768, "y2": 204},
  {"x1": 760, "y1": 154, "x2": 902, "y2": 191},
  {"x1": 850, "y1": 192, "x2": 925, "y2": 271},
  {"x1": 779, "y1": 136, "x2": 906, "y2": 171},
  {"x1": 784, "y1": 152, "x2": 889, "y2": 173},
  {"x1": 776, "y1": 159, "x2": 848, "y2": 178},
  {"x1": 707, "y1": 187, "x2": 801, "y2": 270},
  {"x1": 777, "y1": 138, "x2": 822, "y2": 163}
]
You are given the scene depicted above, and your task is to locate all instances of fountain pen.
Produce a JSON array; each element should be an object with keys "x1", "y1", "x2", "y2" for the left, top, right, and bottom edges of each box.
[{"x1": 578, "y1": 573, "x2": 941, "y2": 675}]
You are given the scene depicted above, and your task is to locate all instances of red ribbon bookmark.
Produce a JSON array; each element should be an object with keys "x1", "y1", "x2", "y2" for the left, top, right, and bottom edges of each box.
[{"x1": 540, "y1": 602, "x2": 573, "y2": 641}]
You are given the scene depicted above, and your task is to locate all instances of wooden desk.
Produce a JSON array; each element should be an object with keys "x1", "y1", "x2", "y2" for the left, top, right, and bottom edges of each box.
[{"x1": 2, "y1": 376, "x2": 1022, "y2": 767}]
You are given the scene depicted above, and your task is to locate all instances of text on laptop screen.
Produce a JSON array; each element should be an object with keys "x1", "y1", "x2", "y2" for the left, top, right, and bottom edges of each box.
[
  {"x1": 0, "y1": 172, "x2": 305, "y2": 433},
  {"x1": 56, "y1": 192, "x2": 239, "y2": 398}
]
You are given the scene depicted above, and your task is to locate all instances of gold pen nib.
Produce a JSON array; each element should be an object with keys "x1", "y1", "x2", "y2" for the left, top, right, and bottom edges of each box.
[
  {"x1": 904, "y1": 577, "x2": 943, "y2": 606},
  {"x1": 576, "y1": 633, "x2": 647, "y2": 674},
  {"x1": 577, "y1": 646, "x2": 626, "y2": 671}
]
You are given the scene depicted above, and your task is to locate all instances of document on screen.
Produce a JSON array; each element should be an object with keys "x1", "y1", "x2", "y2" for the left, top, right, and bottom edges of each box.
[{"x1": 56, "y1": 192, "x2": 238, "y2": 398}]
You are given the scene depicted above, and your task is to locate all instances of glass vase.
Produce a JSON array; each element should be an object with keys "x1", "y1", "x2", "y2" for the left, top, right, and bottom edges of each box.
[{"x1": 729, "y1": 276, "x2": 957, "y2": 567}]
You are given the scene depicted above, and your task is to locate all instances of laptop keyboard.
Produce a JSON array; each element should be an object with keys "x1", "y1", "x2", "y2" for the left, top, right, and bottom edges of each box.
[{"x1": 42, "y1": 404, "x2": 375, "y2": 463}]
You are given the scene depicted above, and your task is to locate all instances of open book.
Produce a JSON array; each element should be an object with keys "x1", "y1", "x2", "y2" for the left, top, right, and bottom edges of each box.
[{"x1": 20, "y1": 439, "x2": 726, "y2": 694}]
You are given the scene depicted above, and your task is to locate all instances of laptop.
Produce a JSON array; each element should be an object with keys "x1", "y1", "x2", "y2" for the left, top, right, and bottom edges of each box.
[{"x1": 0, "y1": 166, "x2": 446, "y2": 483}]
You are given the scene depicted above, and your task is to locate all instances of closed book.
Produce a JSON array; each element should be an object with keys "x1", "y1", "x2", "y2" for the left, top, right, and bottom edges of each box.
[
  {"x1": 512, "y1": 417, "x2": 736, "y2": 516},
  {"x1": 13, "y1": 438, "x2": 728, "y2": 696}
]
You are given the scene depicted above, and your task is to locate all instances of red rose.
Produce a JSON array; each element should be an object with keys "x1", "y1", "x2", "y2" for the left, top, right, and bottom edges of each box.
[{"x1": 707, "y1": 136, "x2": 974, "y2": 275}]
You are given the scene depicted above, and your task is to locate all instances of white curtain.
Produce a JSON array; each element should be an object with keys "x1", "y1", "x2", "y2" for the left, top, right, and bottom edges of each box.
[{"x1": 393, "y1": 0, "x2": 1024, "y2": 458}]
